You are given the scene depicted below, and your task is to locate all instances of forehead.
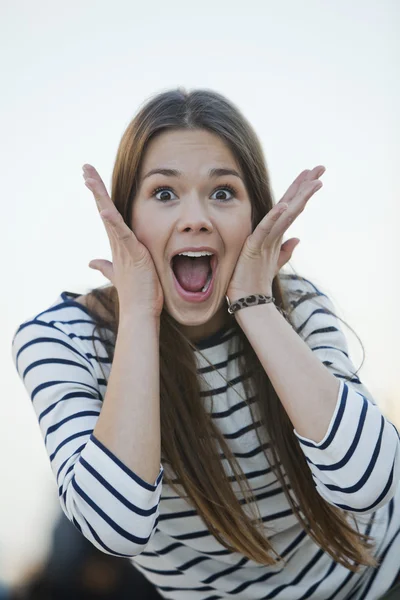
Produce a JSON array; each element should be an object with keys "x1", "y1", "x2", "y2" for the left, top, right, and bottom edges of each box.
[{"x1": 140, "y1": 129, "x2": 239, "y2": 172}]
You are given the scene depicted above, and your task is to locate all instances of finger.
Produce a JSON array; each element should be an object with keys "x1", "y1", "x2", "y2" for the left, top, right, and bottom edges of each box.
[
  {"x1": 82, "y1": 164, "x2": 113, "y2": 214},
  {"x1": 249, "y1": 202, "x2": 289, "y2": 251},
  {"x1": 277, "y1": 165, "x2": 325, "y2": 208},
  {"x1": 100, "y1": 209, "x2": 133, "y2": 243},
  {"x1": 82, "y1": 164, "x2": 135, "y2": 246},
  {"x1": 88, "y1": 259, "x2": 114, "y2": 284},
  {"x1": 250, "y1": 165, "x2": 325, "y2": 251},
  {"x1": 275, "y1": 238, "x2": 300, "y2": 274},
  {"x1": 266, "y1": 180, "x2": 323, "y2": 244},
  {"x1": 252, "y1": 178, "x2": 322, "y2": 251}
]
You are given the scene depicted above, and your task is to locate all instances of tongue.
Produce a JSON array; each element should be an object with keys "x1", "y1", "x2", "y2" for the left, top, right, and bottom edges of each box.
[{"x1": 173, "y1": 255, "x2": 210, "y2": 292}]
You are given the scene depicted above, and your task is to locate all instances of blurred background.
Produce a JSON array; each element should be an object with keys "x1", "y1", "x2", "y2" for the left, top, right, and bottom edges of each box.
[{"x1": 1, "y1": 0, "x2": 399, "y2": 596}]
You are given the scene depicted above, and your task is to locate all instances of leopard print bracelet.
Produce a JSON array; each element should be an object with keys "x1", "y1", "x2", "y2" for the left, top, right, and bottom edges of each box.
[{"x1": 225, "y1": 294, "x2": 275, "y2": 314}]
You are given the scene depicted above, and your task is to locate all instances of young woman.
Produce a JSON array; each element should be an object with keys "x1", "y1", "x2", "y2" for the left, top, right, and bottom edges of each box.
[{"x1": 12, "y1": 88, "x2": 400, "y2": 599}]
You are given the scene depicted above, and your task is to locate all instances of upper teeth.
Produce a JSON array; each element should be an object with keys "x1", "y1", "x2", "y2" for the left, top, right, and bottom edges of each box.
[{"x1": 177, "y1": 251, "x2": 214, "y2": 257}]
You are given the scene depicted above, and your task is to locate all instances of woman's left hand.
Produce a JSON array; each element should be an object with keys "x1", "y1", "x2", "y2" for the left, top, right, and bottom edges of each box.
[{"x1": 226, "y1": 165, "x2": 326, "y2": 302}]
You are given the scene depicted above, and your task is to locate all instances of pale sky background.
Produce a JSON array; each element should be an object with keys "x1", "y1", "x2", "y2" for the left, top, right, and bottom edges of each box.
[{"x1": 1, "y1": 0, "x2": 399, "y2": 587}]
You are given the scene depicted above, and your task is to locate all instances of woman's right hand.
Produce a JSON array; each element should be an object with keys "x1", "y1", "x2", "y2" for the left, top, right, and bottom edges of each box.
[{"x1": 82, "y1": 164, "x2": 164, "y2": 319}]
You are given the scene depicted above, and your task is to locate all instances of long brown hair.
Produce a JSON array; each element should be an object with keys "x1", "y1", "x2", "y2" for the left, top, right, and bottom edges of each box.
[{"x1": 84, "y1": 88, "x2": 379, "y2": 572}]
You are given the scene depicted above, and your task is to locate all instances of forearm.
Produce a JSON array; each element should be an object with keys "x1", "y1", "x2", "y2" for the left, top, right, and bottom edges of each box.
[
  {"x1": 94, "y1": 313, "x2": 161, "y2": 485},
  {"x1": 236, "y1": 302, "x2": 340, "y2": 442}
]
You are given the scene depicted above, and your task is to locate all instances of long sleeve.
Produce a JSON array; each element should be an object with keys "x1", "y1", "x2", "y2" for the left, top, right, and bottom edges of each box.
[
  {"x1": 11, "y1": 316, "x2": 163, "y2": 557},
  {"x1": 285, "y1": 276, "x2": 400, "y2": 513}
]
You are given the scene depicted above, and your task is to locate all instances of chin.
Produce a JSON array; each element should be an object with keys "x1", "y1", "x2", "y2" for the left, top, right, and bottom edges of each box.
[{"x1": 163, "y1": 303, "x2": 216, "y2": 327}]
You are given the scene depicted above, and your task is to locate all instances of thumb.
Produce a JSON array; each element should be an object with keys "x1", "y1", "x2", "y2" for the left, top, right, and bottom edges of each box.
[
  {"x1": 282, "y1": 238, "x2": 300, "y2": 253},
  {"x1": 276, "y1": 238, "x2": 300, "y2": 273},
  {"x1": 88, "y1": 259, "x2": 114, "y2": 283}
]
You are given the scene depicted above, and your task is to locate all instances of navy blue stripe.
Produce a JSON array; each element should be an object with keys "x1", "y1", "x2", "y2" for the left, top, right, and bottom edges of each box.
[
  {"x1": 197, "y1": 350, "x2": 244, "y2": 373},
  {"x1": 142, "y1": 542, "x2": 182, "y2": 556},
  {"x1": 296, "y1": 557, "x2": 338, "y2": 600},
  {"x1": 355, "y1": 521, "x2": 400, "y2": 598},
  {"x1": 140, "y1": 555, "x2": 209, "y2": 575},
  {"x1": 231, "y1": 441, "x2": 270, "y2": 458},
  {"x1": 223, "y1": 420, "x2": 262, "y2": 440},
  {"x1": 211, "y1": 396, "x2": 256, "y2": 419},
  {"x1": 71, "y1": 475, "x2": 154, "y2": 546},
  {"x1": 32, "y1": 378, "x2": 100, "y2": 404},
  {"x1": 227, "y1": 466, "x2": 274, "y2": 483},
  {"x1": 90, "y1": 433, "x2": 163, "y2": 491},
  {"x1": 335, "y1": 458, "x2": 395, "y2": 512},
  {"x1": 309, "y1": 398, "x2": 367, "y2": 471},
  {"x1": 14, "y1": 333, "x2": 93, "y2": 371},
  {"x1": 79, "y1": 456, "x2": 159, "y2": 516},
  {"x1": 23, "y1": 357, "x2": 92, "y2": 381},
  {"x1": 49, "y1": 429, "x2": 92, "y2": 462},
  {"x1": 306, "y1": 325, "x2": 339, "y2": 340},
  {"x1": 259, "y1": 549, "x2": 325, "y2": 599},
  {"x1": 72, "y1": 515, "x2": 82, "y2": 533},
  {"x1": 45, "y1": 410, "x2": 100, "y2": 443},
  {"x1": 164, "y1": 508, "x2": 293, "y2": 544},
  {"x1": 296, "y1": 307, "x2": 333, "y2": 336},
  {"x1": 325, "y1": 415, "x2": 385, "y2": 494},
  {"x1": 200, "y1": 373, "x2": 250, "y2": 397},
  {"x1": 227, "y1": 531, "x2": 311, "y2": 595},
  {"x1": 203, "y1": 556, "x2": 248, "y2": 584},
  {"x1": 82, "y1": 515, "x2": 137, "y2": 558},
  {"x1": 298, "y1": 382, "x2": 347, "y2": 449},
  {"x1": 311, "y1": 345, "x2": 349, "y2": 358},
  {"x1": 56, "y1": 443, "x2": 85, "y2": 483},
  {"x1": 39, "y1": 390, "x2": 101, "y2": 424}
]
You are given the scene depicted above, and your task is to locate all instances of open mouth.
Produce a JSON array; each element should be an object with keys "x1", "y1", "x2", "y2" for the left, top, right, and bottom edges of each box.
[{"x1": 170, "y1": 254, "x2": 218, "y2": 302}]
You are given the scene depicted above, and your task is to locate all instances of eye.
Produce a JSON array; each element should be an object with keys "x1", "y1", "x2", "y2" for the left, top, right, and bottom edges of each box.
[
  {"x1": 211, "y1": 184, "x2": 237, "y2": 202},
  {"x1": 151, "y1": 184, "x2": 238, "y2": 203},
  {"x1": 151, "y1": 186, "x2": 177, "y2": 202}
]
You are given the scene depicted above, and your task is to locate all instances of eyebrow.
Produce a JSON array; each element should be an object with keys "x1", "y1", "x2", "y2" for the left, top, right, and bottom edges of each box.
[{"x1": 142, "y1": 167, "x2": 244, "y2": 182}]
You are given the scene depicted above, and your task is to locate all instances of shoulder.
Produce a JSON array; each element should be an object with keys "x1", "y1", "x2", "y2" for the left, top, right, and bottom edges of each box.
[
  {"x1": 73, "y1": 287, "x2": 115, "y2": 323},
  {"x1": 279, "y1": 273, "x2": 328, "y2": 307},
  {"x1": 12, "y1": 287, "x2": 115, "y2": 351},
  {"x1": 12, "y1": 288, "x2": 116, "y2": 376},
  {"x1": 278, "y1": 273, "x2": 341, "y2": 328}
]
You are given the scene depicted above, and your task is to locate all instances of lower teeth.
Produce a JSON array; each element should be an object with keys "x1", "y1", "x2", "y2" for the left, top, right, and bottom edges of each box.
[{"x1": 201, "y1": 271, "x2": 213, "y2": 293}]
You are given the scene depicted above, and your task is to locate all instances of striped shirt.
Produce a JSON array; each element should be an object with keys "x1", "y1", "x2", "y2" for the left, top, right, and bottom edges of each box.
[{"x1": 11, "y1": 274, "x2": 400, "y2": 599}]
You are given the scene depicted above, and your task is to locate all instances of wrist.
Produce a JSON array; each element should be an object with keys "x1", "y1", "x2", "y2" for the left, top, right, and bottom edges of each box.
[
  {"x1": 119, "y1": 311, "x2": 160, "y2": 333},
  {"x1": 234, "y1": 299, "x2": 278, "y2": 328},
  {"x1": 226, "y1": 291, "x2": 273, "y2": 302},
  {"x1": 225, "y1": 292, "x2": 274, "y2": 315}
]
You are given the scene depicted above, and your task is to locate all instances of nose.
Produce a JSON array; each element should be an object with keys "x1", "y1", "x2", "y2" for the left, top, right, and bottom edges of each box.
[{"x1": 176, "y1": 196, "x2": 214, "y2": 233}]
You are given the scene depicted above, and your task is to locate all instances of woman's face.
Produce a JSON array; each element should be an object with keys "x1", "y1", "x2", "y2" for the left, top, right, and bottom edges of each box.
[{"x1": 132, "y1": 128, "x2": 252, "y2": 341}]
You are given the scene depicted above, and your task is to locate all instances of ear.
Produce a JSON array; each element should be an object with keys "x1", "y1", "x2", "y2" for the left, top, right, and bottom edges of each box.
[{"x1": 276, "y1": 238, "x2": 300, "y2": 274}]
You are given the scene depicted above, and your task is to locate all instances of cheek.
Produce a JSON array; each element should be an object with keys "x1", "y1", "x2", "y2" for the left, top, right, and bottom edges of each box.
[
  {"x1": 225, "y1": 219, "x2": 251, "y2": 250},
  {"x1": 132, "y1": 205, "x2": 162, "y2": 248},
  {"x1": 131, "y1": 220, "x2": 167, "y2": 267},
  {"x1": 219, "y1": 225, "x2": 250, "y2": 272}
]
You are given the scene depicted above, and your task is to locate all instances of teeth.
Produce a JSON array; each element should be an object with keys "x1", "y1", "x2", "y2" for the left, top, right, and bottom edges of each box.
[
  {"x1": 178, "y1": 251, "x2": 214, "y2": 257},
  {"x1": 201, "y1": 270, "x2": 213, "y2": 293}
]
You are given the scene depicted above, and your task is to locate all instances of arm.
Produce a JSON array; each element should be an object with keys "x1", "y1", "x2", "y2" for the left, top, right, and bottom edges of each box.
[
  {"x1": 93, "y1": 313, "x2": 161, "y2": 485},
  {"x1": 236, "y1": 299, "x2": 340, "y2": 443},
  {"x1": 11, "y1": 314, "x2": 163, "y2": 557},
  {"x1": 235, "y1": 278, "x2": 400, "y2": 512}
]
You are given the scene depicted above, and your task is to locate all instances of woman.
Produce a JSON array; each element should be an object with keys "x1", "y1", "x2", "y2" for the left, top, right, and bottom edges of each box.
[{"x1": 12, "y1": 88, "x2": 400, "y2": 599}]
